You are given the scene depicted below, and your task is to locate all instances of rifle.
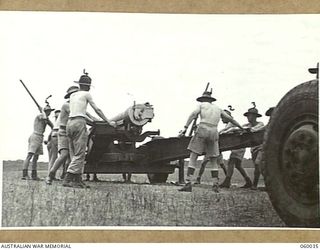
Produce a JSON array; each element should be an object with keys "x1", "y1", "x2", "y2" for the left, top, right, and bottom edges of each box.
[{"x1": 19, "y1": 79, "x2": 42, "y2": 113}]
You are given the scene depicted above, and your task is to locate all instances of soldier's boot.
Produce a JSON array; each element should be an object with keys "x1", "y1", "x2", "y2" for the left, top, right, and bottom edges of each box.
[
  {"x1": 211, "y1": 170, "x2": 220, "y2": 193},
  {"x1": 178, "y1": 181, "x2": 192, "y2": 192},
  {"x1": 219, "y1": 176, "x2": 231, "y2": 188},
  {"x1": 73, "y1": 174, "x2": 90, "y2": 189},
  {"x1": 21, "y1": 169, "x2": 29, "y2": 180},
  {"x1": 60, "y1": 171, "x2": 66, "y2": 180},
  {"x1": 31, "y1": 170, "x2": 41, "y2": 181},
  {"x1": 194, "y1": 176, "x2": 201, "y2": 185},
  {"x1": 179, "y1": 167, "x2": 195, "y2": 192},
  {"x1": 241, "y1": 177, "x2": 253, "y2": 188},
  {"x1": 52, "y1": 171, "x2": 59, "y2": 181},
  {"x1": 62, "y1": 172, "x2": 75, "y2": 187},
  {"x1": 45, "y1": 172, "x2": 55, "y2": 185}
]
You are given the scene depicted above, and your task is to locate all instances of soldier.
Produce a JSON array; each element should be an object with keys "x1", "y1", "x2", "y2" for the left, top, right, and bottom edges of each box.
[
  {"x1": 62, "y1": 70, "x2": 116, "y2": 188},
  {"x1": 22, "y1": 105, "x2": 54, "y2": 180},
  {"x1": 46, "y1": 110, "x2": 60, "y2": 177},
  {"x1": 178, "y1": 85, "x2": 243, "y2": 192},
  {"x1": 220, "y1": 103, "x2": 264, "y2": 189},
  {"x1": 243, "y1": 104, "x2": 265, "y2": 190},
  {"x1": 249, "y1": 107, "x2": 274, "y2": 190},
  {"x1": 45, "y1": 86, "x2": 79, "y2": 185},
  {"x1": 194, "y1": 107, "x2": 235, "y2": 184}
]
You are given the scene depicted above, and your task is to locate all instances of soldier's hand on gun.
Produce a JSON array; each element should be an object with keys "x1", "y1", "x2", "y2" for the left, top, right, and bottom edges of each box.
[{"x1": 109, "y1": 121, "x2": 117, "y2": 128}]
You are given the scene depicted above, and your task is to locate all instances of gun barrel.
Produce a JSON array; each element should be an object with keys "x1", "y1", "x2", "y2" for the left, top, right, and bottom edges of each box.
[{"x1": 19, "y1": 80, "x2": 42, "y2": 112}]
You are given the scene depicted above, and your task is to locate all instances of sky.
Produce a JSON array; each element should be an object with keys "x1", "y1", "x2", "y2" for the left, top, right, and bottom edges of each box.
[{"x1": 0, "y1": 12, "x2": 319, "y2": 161}]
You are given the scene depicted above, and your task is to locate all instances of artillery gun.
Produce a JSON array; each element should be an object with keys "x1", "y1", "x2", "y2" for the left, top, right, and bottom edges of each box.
[{"x1": 84, "y1": 101, "x2": 264, "y2": 183}]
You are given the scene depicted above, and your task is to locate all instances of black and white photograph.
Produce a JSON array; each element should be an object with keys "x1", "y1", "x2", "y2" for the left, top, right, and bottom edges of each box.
[{"x1": 0, "y1": 10, "x2": 319, "y2": 229}]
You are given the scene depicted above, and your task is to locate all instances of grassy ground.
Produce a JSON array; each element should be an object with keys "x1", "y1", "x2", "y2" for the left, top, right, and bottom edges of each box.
[{"x1": 2, "y1": 161, "x2": 285, "y2": 227}]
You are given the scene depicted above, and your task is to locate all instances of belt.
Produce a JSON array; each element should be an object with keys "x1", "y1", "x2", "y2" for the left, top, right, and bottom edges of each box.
[
  {"x1": 199, "y1": 122, "x2": 217, "y2": 127},
  {"x1": 53, "y1": 128, "x2": 59, "y2": 131},
  {"x1": 69, "y1": 116, "x2": 86, "y2": 120},
  {"x1": 59, "y1": 125, "x2": 66, "y2": 130}
]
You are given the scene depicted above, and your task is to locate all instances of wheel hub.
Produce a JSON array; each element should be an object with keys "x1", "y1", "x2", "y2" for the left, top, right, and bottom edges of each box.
[{"x1": 282, "y1": 123, "x2": 318, "y2": 205}]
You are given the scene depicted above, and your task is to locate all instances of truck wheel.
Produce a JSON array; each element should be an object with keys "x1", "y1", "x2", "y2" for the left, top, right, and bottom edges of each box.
[
  {"x1": 262, "y1": 80, "x2": 319, "y2": 227},
  {"x1": 147, "y1": 173, "x2": 169, "y2": 184}
]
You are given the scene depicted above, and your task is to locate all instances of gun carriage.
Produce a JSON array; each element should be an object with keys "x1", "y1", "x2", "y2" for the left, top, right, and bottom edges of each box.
[{"x1": 84, "y1": 102, "x2": 264, "y2": 183}]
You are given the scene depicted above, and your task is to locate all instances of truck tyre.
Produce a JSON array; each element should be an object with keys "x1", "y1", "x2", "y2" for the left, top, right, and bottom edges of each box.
[
  {"x1": 147, "y1": 173, "x2": 169, "y2": 184},
  {"x1": 262, "y1": 80, "x2": 319, "y2": 227}
]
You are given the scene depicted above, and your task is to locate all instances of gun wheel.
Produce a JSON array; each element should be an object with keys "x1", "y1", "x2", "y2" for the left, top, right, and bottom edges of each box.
[{"x1": 262, "y1": 80, "x2": 319, "y2": 227}]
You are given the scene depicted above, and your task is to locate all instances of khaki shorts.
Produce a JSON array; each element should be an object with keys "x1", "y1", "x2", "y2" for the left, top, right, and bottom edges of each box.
[
  {"x1": 230, "y1": 148, "x2": 246, "y2": 160},
  {"x1": 28, "y1": 133, "x2": 43, "y2": 155},
  {"x1": 58, "y1": 131, "x2": 69, "y2": 153},
  {"x1": 188, "y1": 123, "x2": 219, "y2": 157}
]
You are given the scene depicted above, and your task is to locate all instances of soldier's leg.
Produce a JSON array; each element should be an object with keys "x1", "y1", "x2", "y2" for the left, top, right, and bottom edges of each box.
[
  {"x1": 219, "y1": 158, "x2": 236, "y2": 188},
  {"x1": 186, "y1": 152, "x2": 198, "y2": 183},
  {"x1": 60, "y1": 156, "x2": 70, "y2": 180},
  {"x1": 195, "y1": 157, "x2": 209, "y2": 184},
  {"x1": 252, "y1": 164, "x2": 261, "y2": 189},
  {"x1": 65, "y1": 120, "x2": 89, "y2": 188},
  {"x1": 206, "y1": 156, "x2": 219, "y2": 192},
  {"x1": 235, "y1": 159, "x2": 252, "y2": 188},
  {"x1": 22, "y1": 153, "x2": 33, "y2": 179},
  {"x1": 46, "y1": 149, "x2": 69, "y2": 184},
  {"x1": 220, "y1": 163, "x2": 227, "y2": 176},
  {"x1": 252, "y1": 151, "x2": 262, "y2": 189},
  {"x1": 31, "y1": 154, "x2": 41, "y2": 180},
  {"x1": 48, "y1": 139, "x2": 58, "y2": 175},
  {"x1": 179, "y1": 152, "x2": 198, "y2": 192}
]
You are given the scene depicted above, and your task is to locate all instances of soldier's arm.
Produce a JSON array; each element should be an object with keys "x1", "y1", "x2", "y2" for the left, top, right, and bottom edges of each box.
[
  {"x1": 46, "y1": 119, "x2": 54, "y2": 129},
  {"x1": 221, "y1": 110, "x2": 243, "y2": 130},
  {"x1": 39, "y1": 112, "x2": 53, "y2": 129},
  {"x1": 250, "y1": 121, "x2": 265, "y2": 132},
  {"x1": 184, "y1": 105, "x2": 201, "y2": 129},
  {"x1": 179, "y1": 105, "x2": 200, "y2": 135},
  {"x1": 86, "y1": 112, "x2": 100, "y2": 122},
  {"x1": 86, "y1": 93, "x2": 115, "y2": 127}
]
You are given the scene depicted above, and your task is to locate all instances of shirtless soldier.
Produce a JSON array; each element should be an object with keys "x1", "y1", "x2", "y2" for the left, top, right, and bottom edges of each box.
[
  {"x1": 22, "y1": 105, "x2": 54, "y2": 180},
  {"x1": 179, "y1": 85, "x2": 243, "y2": 192},
  {"x1": 62, "y1": 70, "x2": 115, "y2": 188},
  {"x1": 194, "y1": 107, "x2": 234, "y2": 184}
]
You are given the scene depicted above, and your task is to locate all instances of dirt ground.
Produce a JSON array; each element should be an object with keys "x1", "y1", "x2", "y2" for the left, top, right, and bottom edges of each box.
[{"x1": 2, "y1": 161, "x2": 286, "y2": 227}]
